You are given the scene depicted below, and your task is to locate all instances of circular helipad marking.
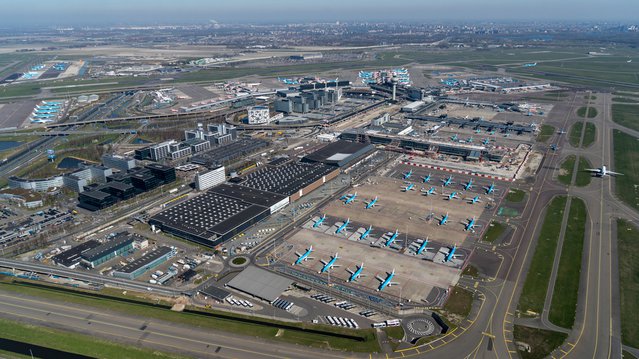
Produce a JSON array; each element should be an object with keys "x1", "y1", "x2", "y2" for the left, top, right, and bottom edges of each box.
[{"x1": 406, "y1": 318, "x2": 435, "y2": 336}]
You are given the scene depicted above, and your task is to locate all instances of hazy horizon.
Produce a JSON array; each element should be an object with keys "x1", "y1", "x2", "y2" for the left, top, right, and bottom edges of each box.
[{"x1": 1, "y1": 0, "x2": 637, "y2": 28}]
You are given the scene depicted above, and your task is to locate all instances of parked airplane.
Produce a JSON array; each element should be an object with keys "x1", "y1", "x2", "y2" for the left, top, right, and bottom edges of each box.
[
  {"x1": 444, "y1": 244, "x2": 463, "y2": 262},
  {"x1": 444, "y1": 191, "x2": 460, "y2": 200},
  {"x1": 466, "y1": 136, "x2": 474, "y2": 143},
  {"x1": 523, "y1": 62, "x2": 537, "y2": 67},
  {"x1": 550, "y1": 144, "x2": 558, "y2": 151},
  {"x1": 402, "y1": 183, "x2": 416, "y2": 192},
  {"x1": 341, "y1": 192, "x2": 358, "y2": 204},
  {"x1": 360, "y1": 225, "x2": 373, "y2": 240},
  {"x1": 422, "y1": 174, "x2": 432, "y2": 183},
  {"x1": 484, "y1": 182, "x2": 497, "y2": 195},
  {"x1": 319, "y1": 253, "x2": 340, "y2": 273},
  {"x1": 415, "y1": 238, "x2": 432, "y2": 255},
  {"x1": 438, "y1": 213, "x2": 449, "y2": 226},
  {"x1": 403, "y1": 170, "x2": 413, "y2": 180},
  {"x1": 335, "y1": 218, "x2": 350, "y2": 234},
  {"x1": 482, "y1": 138, "x2": 490, "y2": 146},
  {"x1": 376, "y1": 269, "x2": 398, "y2": 291},
  {"x1": 450, "y1": 134, "x2": 459, "y2": 142},
  {"x1": 462, "y1": 179, "x2": 473, "y2": 191},
  {"x1": 421, "y1": 187, "x2": 437, "y2": 196},
  {"x1": 557, "y1": 129, "x2": 567, "y2": 135},
  {"x1": 313, "y1": 214, "x2": 326, "y2": 228},
  {"x1": 384, "y1": 229, "x2": 400, "y2": 247},
  {"x1": 346, "y1": 263, "x2": 365, "y2": 282},
  {"x1": 442, "y1": 176, "x2": 455, "y2": 187},
  {"x1": 468, "y1": 195, "x2": 482, "y2": 204},
  {"x1": 585, "y1": 165, "x2": 623, "y2": 177},
  {"x1": 365, "y1": 197, "x2": 379, "y2": 209},
  {"x1": 464, "y1": 217, "x2": 481, "y2": 232},
  {"x1": 293, "y1": 246, "x2": 314, "y2": 265}
]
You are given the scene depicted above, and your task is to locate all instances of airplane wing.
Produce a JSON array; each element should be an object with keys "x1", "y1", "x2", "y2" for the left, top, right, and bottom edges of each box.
[
  {"x1": 346, "y1": 268, "x2": 354, "y2": 274},
  {"x1": 607, "y1": 171, "x2": 623, "y2": 176},
  {"x1": 320, "y1": 259, "x2": 327, "y2": 265},
  {"x1": 584, "y1": 168, "x2": 600, "y2": 172}
]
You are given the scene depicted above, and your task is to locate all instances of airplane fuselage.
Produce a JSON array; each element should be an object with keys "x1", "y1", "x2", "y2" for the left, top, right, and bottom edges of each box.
[
  {"x1": 321, "y1": 257, "x2": 338, "y2": 273},
  {"x1": 445, "y1": 246, "x2": 457, "y2": 262},
  {"x1": 385, "y1": 231, "x2": 399, "y2": 247},
  {"x1": 360, "y1": 227, "x2": 372, "y2": 240},
  {"x1": 416, "y1": 239, "x2": 430, "y2": 255},
  {"x1": 349, "y1": 266, "x2": 364, "y2": 282},
  {"x1": 294, "y1": 248, "x2": 313, "y2": 265},
  {"x1": 336, "y1": 220, "x2": 350, "y2": 234},
  {"x1": 378, "y1": 272, "x2": 395, "y2": 291}
]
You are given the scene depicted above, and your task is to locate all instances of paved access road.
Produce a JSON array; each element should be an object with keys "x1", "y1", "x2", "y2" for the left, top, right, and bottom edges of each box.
[{"x1": 0, "y1": 289, "x2": 370, "y2": 359}]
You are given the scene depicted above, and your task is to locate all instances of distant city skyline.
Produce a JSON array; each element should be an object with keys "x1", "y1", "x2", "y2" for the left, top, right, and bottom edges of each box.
[{"x1": 2, "y1": 0, "x2": 637, "y2": 27}]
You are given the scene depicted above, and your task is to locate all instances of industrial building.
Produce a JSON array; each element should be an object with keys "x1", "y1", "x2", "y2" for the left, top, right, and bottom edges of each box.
[
  {"x1": 301, "y1": 140, "x2": 375, "y2": 168},
  {"x1": 80, "y1": 233, "x2": 135, "y2": 268},
  {"x1": 226, "y1": 265, "x2": 293, "y2": 303},
  {"x1": 112, "y1": 246, "x2": 176, "y2": 280},
  {"x1": 190, "y1": 139, "x2": 269, "y2": 169},
  {"x1": 52, "y1": 239, "x2": 100, "y2": 269},
  {"x1": 274, "y1": 88, "x2": 341, "y2": 114},
  {"x1": 195, "y1": 166, "x2": 226, "y2": 191},
  {"x1": 149, "y1": 187, "x2": 281, "y2": 247},
  {"x1": 235, "y1": 160, "x2": 339, "y2": 201},
  {"x1": 209, "y1": 183, "x2": 289, "y2": 214}
]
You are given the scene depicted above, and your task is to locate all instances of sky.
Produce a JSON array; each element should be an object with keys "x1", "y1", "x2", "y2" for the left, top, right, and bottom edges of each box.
[{"x1": 2, "y1": 0, "x2": 637, "y2": 27}]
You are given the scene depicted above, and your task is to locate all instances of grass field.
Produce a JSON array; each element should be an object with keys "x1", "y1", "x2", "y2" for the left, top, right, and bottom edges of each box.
[
  {"x1": 575, "y1": 157, "x2": 593, "y2": 187},
  {"x1": 576, "y1": 106, "x2": 598, "y2": 118},
  {"x1": 569, "y1": 122, "x2": 584, "y2": 147},
  {"x1": 505, "y1": 188, "x2": 526, "y2": 203},
  {"x1": 443, "y1": 286, "x2": 473, "y2": 319},
  {"x1": 383, "y1": 326, "x2": 405, "y2": 341},
  {"x1": 0, "y1": 279, "x2": 380, "y2": 353},
  {"x1": 613, "y1": 91, "x2": 639, "y2": 98},
  {"x1": 482, "y1": 221, "x2": 507, "y2": 243},
  {"x1": 612, "y1": 97, "x2": 639, "y2": 103},
  {"x1": 612, "y1": 104, "x2": 639, "y2": 132},
  {"x1": 558, "y1": 155, "x2": 576, "y2": 186},
  {"x1": 548, "y1": 198, "x2": 587, "y2": 329},
  {"x1": 582, "y1": 122, "x2": 596, "y2": 147},
  {"x1": 0, "y1": 317, "x2": 186, "y2": 359},
  {"x1": 513, "y1": 325, "x2": 568, "y2": 359},
  {"x1": 462, "y1": 265, "x2": 480, "y2": 278},
  {"x1": 613, "y1": 130, "x2": 639, "y2": 211},
  {"x1": 518, "y1": 196, "x2": 567, "y2": 316},
  {"x1": 584, "y1": 95, "x2": 596, "y2": 100},
  {"x1": 537, "y1": 124, "x2": 555, "y2": 143},
  {"x1": 617, "y1": 219, "x2": 639, "y2": 348}
]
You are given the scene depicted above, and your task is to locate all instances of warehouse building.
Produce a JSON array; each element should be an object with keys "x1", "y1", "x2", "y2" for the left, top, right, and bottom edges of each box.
[
  {"x1": 112, "y1": 246, "x2": 176, "y2": 280},
  {"x1": 301, "y1": 140, "x2": 375, "y2": 168},
  {"x1": 226, "y1": 266, "x2": 293, "y2": 303},
  {"x1": 80, "y1": 233, "x2": 135, "y2": 268},
  {"x1": 209, "y1": 183, "x2": 288, "y2": 214},
  {"x1": 52, "y1": 239, "x2": 100, "y2": 269},
  {"x1": 236, "y1": 161, "x2": 339, "y2": 201},
  {"x1": 149, "y1": 191, "x2": 272, "y2": 247},
  {"x1": 191, "y1": 139, "x2": 269, "y2": 169}
]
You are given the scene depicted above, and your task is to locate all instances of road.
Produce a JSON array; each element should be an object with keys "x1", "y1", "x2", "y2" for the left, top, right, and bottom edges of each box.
[{"x1": 0, "y1": 289, "x2": 366, "y2": 359}]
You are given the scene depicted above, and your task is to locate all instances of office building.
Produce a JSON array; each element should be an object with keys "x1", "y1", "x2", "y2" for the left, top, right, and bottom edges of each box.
[
  {"x1": 112, "y1": 246, "x2": 176, "y2": 280},
  {"x1": 102, "y1": 154, "x2": 137, "y2": 172},
  {"x1": 247, "y1": 106, "x2": 271, "y2": 124},
  {"x1": 195, "y1": 166, "x2": 226, "y2": 191}
]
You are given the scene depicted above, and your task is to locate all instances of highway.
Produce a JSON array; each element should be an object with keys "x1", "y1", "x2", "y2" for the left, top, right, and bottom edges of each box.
[
  {"x1": 0, "y1": 289, "x2": 365, "y2": 359},
  {"x1": 0, "y1": 258, "x2": 181, "y2": 297}
]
